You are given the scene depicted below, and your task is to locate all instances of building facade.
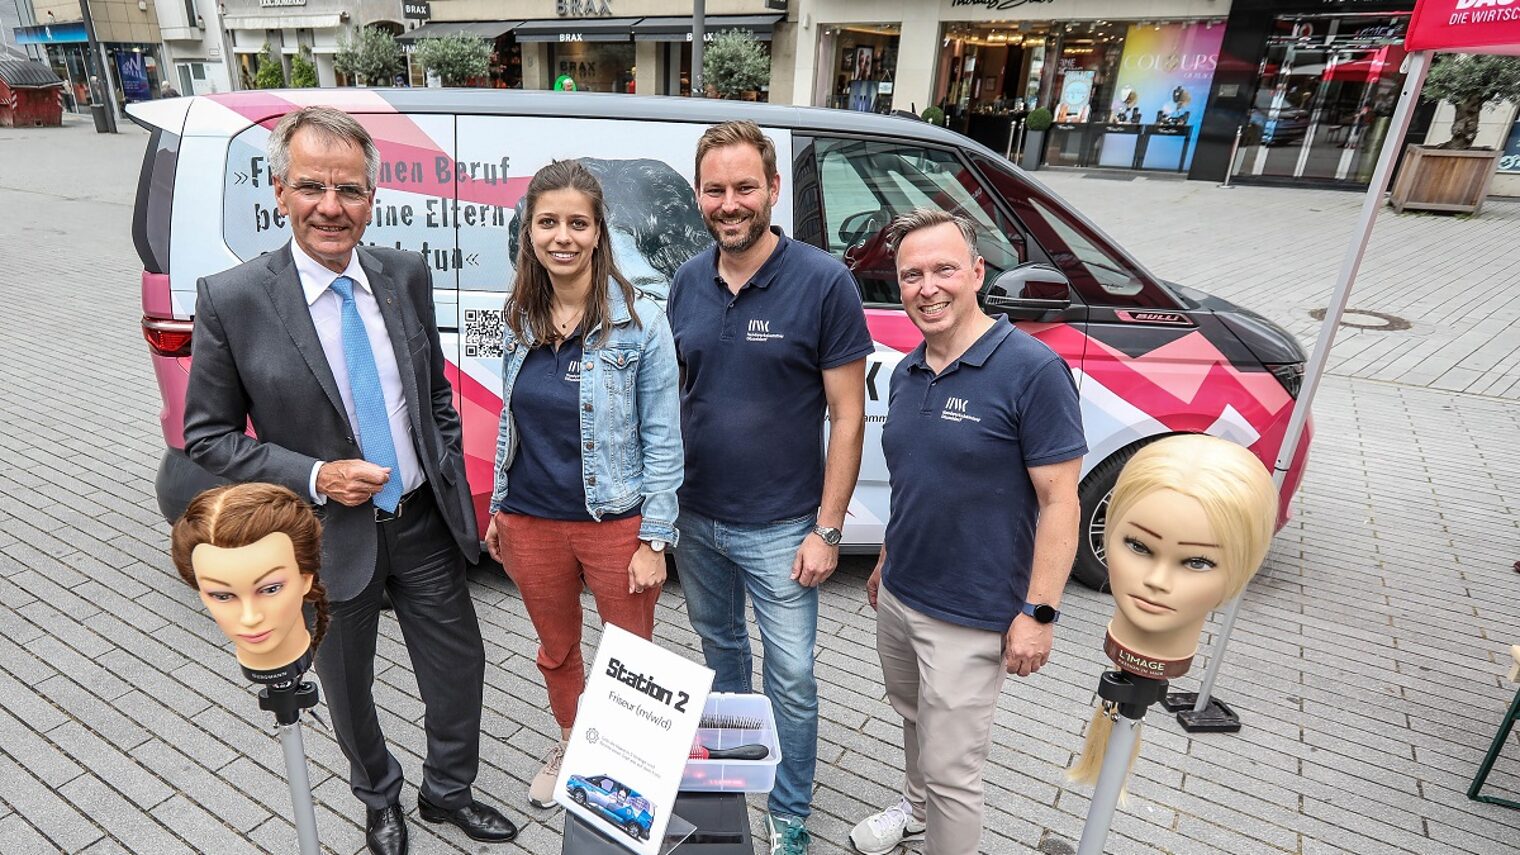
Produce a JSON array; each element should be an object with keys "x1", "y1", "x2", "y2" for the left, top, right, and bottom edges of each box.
[
  {"x1": 421, "y1": 0, "x2": 796, "y2": 100},
  {"x1": 1191, "y1": 0, "x2": 1423, "y2": 187},
  {"x1": 155, "y1": 0, "x2": 233, "y2": 95},
  {"x1": 218, "y1": 0, "x2": 406, "y2": 88},
  {"x1": 23, "y1": 0, "x2": 167, "y2": 113},
  {"x1": 795, "y1": 0, "x2": 1229, "y2": 173}
]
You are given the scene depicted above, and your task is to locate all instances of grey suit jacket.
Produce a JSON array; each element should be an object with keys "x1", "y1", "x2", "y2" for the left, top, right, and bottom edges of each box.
[{"x1": 183, "y1": 243, "x2": 480, "y2": 601}]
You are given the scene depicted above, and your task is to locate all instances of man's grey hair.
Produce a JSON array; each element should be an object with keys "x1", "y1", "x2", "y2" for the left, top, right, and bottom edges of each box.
[
  {"x1": 885, "y1": 208, "x2": 979, "y2": 259},
  {"x1": 266, "y1": 106, "x2": 380, "y2": 189}
]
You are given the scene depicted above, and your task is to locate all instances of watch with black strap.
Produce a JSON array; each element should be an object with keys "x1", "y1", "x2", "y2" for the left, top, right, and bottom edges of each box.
[{"x1": 1021, "y1": 601, "x2": 1060, "y2": 624}]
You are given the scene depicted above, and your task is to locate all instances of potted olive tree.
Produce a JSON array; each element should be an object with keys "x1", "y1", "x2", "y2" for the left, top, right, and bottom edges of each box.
[
  {"x1": 334, "y1": 27, "x2": 404, "y2": 87},
  {"x1": 1390, "y1": 54, "x2": 1520, "y2": 215},
  {"x1": 414, "y1": 33, "x2": 490, "y2": 87},
  {"x1": 1022, "y1": 107, "x2": 1052, "y2": 171},
  {"x1": 704, "y1": 30, "x2": 770, "y2": 100}
]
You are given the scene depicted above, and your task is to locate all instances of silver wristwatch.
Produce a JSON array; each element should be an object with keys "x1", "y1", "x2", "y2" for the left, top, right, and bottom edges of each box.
[{"x1": 812, "y1": 525, "x2": 843, "y2": 546}]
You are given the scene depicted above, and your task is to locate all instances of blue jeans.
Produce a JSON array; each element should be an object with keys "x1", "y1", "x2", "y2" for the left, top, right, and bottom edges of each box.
[{"x1": 676, "y1": 508, "x2": 818, "y2": 821}]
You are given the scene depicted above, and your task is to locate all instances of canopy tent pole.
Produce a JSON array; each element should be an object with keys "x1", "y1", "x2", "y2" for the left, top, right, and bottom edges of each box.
[{"x1": 1178, "y1": 49, "x2": 1434, "y2": 729}]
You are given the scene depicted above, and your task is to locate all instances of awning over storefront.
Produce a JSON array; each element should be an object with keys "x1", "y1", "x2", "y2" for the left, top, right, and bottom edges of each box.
[
  {"x1": 397, "y1": 20, "x2": 522, "y2": 43},
  {"x1": 632, "y1": 14, "x2": 783, "y2": 42},
  {"x1": 223, "y1": 14, "x2": 344, "y2": 30},
  {"x1": 513, "y1": 17, "x2": 643, "y2": 43}
]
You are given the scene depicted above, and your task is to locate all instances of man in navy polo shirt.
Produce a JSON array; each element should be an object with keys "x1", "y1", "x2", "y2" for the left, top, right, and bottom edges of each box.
[
  {"x1": 850, "y1": 209, "x2": 1085, "y2": 855},
  {"x1": 667, "y1": 120, "x2": 872, "y2": 855}
]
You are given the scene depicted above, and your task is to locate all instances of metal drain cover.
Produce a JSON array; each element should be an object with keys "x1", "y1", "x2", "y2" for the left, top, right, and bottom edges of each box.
[{"x1": 1308, "y1": 308, "x2": 1411, "y2": 331}]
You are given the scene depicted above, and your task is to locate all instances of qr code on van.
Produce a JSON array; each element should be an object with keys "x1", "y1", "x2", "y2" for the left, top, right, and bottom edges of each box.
[{"x1": 463, "y1": 308, "x2": 505, "y2": 359}]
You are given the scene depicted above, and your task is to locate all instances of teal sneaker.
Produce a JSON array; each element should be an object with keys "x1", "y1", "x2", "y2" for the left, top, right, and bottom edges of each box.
[{"x1": 767, "y1": 814, "x2": 811, "y2": 855}]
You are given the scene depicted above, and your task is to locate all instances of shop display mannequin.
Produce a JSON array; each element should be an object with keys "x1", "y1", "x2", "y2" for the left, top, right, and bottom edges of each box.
[
  {"x1": 1070, "y1": 435, "x2": 1277, "y2": 854},
  {"x1": 170, "y1": 482, "x2": 329, "y2": 855}
]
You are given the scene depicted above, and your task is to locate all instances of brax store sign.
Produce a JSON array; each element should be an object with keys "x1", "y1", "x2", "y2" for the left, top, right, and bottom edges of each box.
[
  {"x1": 557, "y1": 0, "x2": 612, "y2": 16},
  {"x1": 403, "y1": 1, "x2": 431, "y2": 20}
]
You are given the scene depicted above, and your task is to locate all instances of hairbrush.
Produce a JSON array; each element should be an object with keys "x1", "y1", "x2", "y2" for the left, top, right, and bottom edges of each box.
[
  {"x1": 698, "y1": 713, "x2": 763, "y2": 729},
  {"x1": 689, "y1": 741, "x2": 770, "y2": 761}
]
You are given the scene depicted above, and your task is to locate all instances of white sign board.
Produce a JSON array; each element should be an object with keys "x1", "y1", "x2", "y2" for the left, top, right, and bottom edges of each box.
[{"x1": 555, "y1": 625, "x2": 714, "y2": 854}]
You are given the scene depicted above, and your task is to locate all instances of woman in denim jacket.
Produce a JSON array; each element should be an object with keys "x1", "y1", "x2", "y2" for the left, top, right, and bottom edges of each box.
[{"x1": 482, "y1": 160, "x2": 682, "y2": 808}]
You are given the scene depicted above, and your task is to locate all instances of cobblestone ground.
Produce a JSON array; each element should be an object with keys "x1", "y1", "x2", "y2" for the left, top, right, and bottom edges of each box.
[{"x1": 0, "y1": 117, "x2": 1515, "y2": 854}]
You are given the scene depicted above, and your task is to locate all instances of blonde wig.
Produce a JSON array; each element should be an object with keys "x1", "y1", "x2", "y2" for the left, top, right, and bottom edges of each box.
[{"x1": 1069, "y1": 434, "x2": 1278, "y2": 789}]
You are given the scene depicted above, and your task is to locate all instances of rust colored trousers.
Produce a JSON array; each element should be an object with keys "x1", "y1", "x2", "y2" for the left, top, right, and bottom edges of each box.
[{"x1": 497, "y1": 512, "x2": 658, "y2": 729}]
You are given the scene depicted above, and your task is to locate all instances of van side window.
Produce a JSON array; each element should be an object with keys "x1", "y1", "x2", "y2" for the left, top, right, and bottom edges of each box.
[
  {"x1": 812, "y1": 138, "x2": 1026, "y2": 307},
  {"x1": 970, "y1": 153, "x2": 1171, "y2": 308}
]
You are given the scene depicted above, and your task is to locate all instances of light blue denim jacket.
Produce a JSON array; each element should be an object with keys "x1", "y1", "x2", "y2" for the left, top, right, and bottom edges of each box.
[{"x1": 489, "y1": 283, "x2": 683, "y2": 546}]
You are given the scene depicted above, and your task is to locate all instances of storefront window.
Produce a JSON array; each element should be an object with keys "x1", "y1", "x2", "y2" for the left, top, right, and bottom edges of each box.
[
  {"x1": 935, "y1": 19, "x2": 1224, "y2": 173},
  {"x1": 1237, "y1": 13, "x2": 1411, "y2": 185},
  {"x1": 550, "y1": 41, "x2": 635, "y2": 93},
  {"x1": 818, "y1": 25, "x2": 898, "y2": 113}
]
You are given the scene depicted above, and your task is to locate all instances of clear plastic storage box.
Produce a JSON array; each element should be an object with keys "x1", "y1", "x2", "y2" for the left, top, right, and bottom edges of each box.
[{"x1": 681, "y1": 693, "x2": 782, "y2": 793}]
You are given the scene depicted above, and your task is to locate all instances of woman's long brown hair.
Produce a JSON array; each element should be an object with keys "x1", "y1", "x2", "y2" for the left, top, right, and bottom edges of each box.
[
  {"x1": 505, "y1": 159, "x2": 641, "y2": 348},
  {"x1": 170, "y1": 483, "x2": 330, "y2": 649}
]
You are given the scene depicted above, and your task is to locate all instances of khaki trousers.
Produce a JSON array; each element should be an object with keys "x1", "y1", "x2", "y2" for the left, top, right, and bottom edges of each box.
[{"x1": 877, "y1": 586, "x2": 1008, "y2": 855}]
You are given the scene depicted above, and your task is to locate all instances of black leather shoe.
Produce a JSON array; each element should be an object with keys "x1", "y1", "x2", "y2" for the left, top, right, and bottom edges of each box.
[
  {"x1": 365, "y1": 804, "x2": 408, "y2": 855},
  {"x1": 418, "y1": 794, "x2": 518, "y2": 843}
]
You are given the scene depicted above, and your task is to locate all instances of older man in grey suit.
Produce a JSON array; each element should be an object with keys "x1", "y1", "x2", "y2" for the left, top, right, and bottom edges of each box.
[{"x1": 183, "y1": 107, "x2": 516, "y2": 855}]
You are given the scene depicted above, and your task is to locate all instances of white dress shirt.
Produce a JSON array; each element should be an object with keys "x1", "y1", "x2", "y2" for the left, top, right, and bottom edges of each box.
[{"x1": 291, "y1": 241, "x2": 425, "y2": 503}]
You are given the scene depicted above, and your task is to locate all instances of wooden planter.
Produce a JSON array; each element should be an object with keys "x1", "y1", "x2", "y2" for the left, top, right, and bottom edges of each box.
[{"x1": 1389, "y1": 145, "x2": 1500, "y2": 215}]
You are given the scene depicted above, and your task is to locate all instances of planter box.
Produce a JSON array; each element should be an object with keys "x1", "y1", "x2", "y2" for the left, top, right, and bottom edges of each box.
[
  {"x1": 1022, "y1": 129, "x2": 1047, "y2": 171},
  {"x1": 1389, "y1": 145, "x2": 1500, "y2": 215}
]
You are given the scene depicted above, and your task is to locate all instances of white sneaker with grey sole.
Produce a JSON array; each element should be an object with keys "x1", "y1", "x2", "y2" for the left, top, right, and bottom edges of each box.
[{"x1": 849, "y1": 796, "x2": 926, "y2": 855}]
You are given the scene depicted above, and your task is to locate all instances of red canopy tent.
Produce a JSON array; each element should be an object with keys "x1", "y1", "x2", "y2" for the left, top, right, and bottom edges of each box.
[{"x1": 1181, "y1": 0, "x2": 1520, "y2": 729}]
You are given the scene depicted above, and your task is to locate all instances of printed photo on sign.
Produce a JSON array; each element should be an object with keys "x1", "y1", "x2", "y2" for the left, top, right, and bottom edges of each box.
[{"x1": 556, "y1": 625, "x2": 713, "y2": 855}]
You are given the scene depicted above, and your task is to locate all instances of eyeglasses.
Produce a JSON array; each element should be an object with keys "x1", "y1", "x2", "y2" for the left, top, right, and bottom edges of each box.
[{"x1": 289, "y1": 181, "x2": 372, "y2": 205}]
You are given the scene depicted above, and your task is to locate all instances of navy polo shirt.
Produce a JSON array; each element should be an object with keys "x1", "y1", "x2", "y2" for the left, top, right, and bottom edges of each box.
[
  {"x1": 881, "y1": 316, "x2": 1086, "y2": 632},
  {"x1": 667, "y1": 228, "x2": 873, "y2": 524},
  {"x1": 502, "y1": 332, "x2": 637, "y2": 521}
]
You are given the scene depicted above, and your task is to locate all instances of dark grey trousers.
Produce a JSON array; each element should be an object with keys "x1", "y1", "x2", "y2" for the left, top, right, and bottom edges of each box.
[{"x1": 314, "y1": 486, "x2": 487, "y2": 811}]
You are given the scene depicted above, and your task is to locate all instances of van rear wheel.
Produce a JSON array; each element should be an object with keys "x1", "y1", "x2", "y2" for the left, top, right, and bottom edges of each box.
[{"x1": 1071, "y1": 439, "x2": 1161, "y2": 591}]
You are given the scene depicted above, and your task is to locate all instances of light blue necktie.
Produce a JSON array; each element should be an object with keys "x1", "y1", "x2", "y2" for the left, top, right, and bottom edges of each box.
[{"x1": 330, "y1": 277, "x2": 403, "y2": 512}]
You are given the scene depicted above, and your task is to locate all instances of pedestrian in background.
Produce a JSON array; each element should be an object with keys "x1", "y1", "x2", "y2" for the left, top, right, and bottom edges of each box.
[
  {"x1": 483, "y1": 158, "x2": 682, "y2": 809},
  {"x1": 852, "y1": 209, "x2": 1085, "y2": 855}
]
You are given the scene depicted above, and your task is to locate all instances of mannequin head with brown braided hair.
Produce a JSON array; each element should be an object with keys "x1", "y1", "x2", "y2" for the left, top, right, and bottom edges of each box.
[{"x1": 171, "y1": 483, "x2": 329, "y2": 671}]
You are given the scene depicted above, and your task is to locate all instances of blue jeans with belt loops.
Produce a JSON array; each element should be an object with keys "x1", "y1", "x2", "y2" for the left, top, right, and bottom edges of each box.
[{"x1": 676, "y1": 508, "x2": 819, "y2": 822}]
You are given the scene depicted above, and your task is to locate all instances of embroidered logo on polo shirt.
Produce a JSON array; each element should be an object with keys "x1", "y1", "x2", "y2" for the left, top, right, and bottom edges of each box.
[
  {"x1": 746, "y1": 319, "x2": 784, "y2": 343},
  {"x1": 565, "y1": 360, "x2": 584, "y2": 383},
  {"x1": 941, "y1": 396, "x2": 981, "y2": 423}
]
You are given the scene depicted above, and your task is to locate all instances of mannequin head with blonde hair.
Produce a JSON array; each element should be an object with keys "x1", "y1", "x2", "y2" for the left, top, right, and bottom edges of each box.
[
  {"x1": 1103, "y1": 434, "x2": 1278, "y2": 662},
  {"x1": 1070, "y1": 434, "x2": 1277, "y2": 788},
  {"x1": 171, "y1": 483, "x2": 329, "y2": 672}
]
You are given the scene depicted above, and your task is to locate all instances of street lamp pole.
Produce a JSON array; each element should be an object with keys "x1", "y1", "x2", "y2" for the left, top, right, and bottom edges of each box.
[
  {"x1": 691, "y1": 0, "x2": 704, "y2": 96},
  {"x1": 79, "y1": 0, "x2": 119, "y2": 132}
]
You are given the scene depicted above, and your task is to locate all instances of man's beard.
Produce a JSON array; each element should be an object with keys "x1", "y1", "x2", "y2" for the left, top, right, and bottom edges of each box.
[{"x1": 704, "y1": 202, "x2": 772, "y2": 254}]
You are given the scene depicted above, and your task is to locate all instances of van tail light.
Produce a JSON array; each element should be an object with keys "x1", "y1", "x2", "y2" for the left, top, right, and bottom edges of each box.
[
  {"x1": 143, "y1": 316, "x2": 194, "y2": 357},
  {"x1": 1266, "y1": 362, "x2": 1304, "y2": 399}
]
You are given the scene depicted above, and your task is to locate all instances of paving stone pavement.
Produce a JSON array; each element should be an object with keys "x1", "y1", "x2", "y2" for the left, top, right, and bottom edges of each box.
[{"x1": 0, "y1": 116, "x2": 1516, "y2": 854}]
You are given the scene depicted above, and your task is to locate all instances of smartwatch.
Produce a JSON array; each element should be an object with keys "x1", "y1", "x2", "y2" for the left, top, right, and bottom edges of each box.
[
  {"x1": 812, "y1": 525, "x2": 843, "y2": 546},
  {"x1": 1021, "y1": 602, "x2": 1060, "y2": 624}
]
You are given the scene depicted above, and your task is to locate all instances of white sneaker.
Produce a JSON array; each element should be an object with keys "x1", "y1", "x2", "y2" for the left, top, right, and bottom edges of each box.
[
  {"x1": 528, "y1": 739, "x2": 567, "y2": 808},
  {"x1": 849, "y1": 796, "x2": 926, "y2": 855}
]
